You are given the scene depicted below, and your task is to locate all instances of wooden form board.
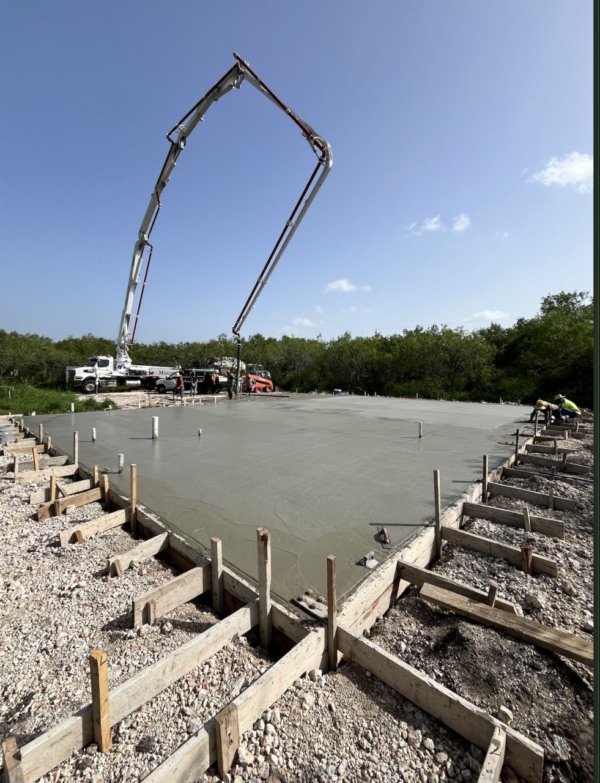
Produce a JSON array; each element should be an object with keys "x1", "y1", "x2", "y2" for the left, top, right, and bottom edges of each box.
[
  {"x1": 19, "y1": 602, "x2": 259, "y2": 782},
  {"x1": 518, "y1": 453, "x2": 589, "y2": 474},
  {"x1": 441, "y1": 526, "x2": 559, "y2": 577},
  {"x1": 525, "y1": 444, "x2": 574, "y2": 455},
  {"x1": 30, "y1": 479, "x2": 91, "y2": 505},
  {"x1": 419, "y1": 583, "x2": 593, "y2": 666},
  {"x1": 486, "y1": 482, "x2": 576, "y2": 512},
  {"x1": 15, "y1": 464, "x2": 78, "y2": 483},
  {"x1": 337, "y1": 626, "x2": 543, "y2": 783},
  {"x1": 540, "y1": 429, "x2": 587, "y2": 440},
  {"x1": 1, "y1": 456, "x2": 68, "y2": 475},
  {"x1": 143, "y1": 628, "x2": 327, "y2": 783},
  {"x1": 397, "y1": 561, "x2": 517, "y2": 614},
  {"x1": 501, "y1": 467, "x2": 581, "y2": 487},
  {"x1": 37, "y1": 487, "x2": 102, "y2": 521},
  {"x1": 133, "y1": 565, "x2": 211, "y2": 627},
  {"x1": 59, "y1": 508, "x2": 131, "y2": 547},
  {"x1": 2, "y1": 442, "x2": 45, "y2": 455},
  {"x1": 108, "y1": 532, "x2": 169, "y2": 576},
  {"x1": 462, "y1": 501, "x2": 564, "y2": 539}
]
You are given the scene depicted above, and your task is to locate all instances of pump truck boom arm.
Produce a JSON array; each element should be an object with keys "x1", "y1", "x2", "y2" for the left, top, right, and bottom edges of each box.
[{"x1": 116, "y1": 52, "x2": 332, "y2": 363}]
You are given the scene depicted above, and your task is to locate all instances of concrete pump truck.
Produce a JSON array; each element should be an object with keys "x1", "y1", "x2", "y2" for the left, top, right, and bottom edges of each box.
[{"x1": 66, "y1": 53, "x2": 332, "y2": 395}]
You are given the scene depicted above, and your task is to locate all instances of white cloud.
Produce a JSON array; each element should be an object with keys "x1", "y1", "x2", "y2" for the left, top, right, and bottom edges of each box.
[
  {"x1": 365, "y1": 308, "x2": 373, "y2": 314},
  {"x1": 521, "y1": 167, "x2": 529, "y2": 176},
  {"x1": 422, "y1": 215, "x2": 445, "y2": 232},
  {"x1": 323, "y1": 279, "x2": 371, "y2": 293},
  {"x1": 530, "y1": 152, "x2": 593, "y2": 193},
  {"x1": 405, "y1": 222, "x2": 417, "y2": 230},
  {"x1": 291, "y1": 317, "x2": 316, "y2": 328},
  {"x1": 314, "y1": 305, "x2": 324, "y2": 314},
  {"x1": 342, "y1": 306, "x2": 358, "y2": 313},
  {"x1": 452, "y1": 214, "x2": 471, "y2": 233},
  {"x1": 463, "y1": 310, "x2": 511, "y2": 323},
  {"x1": 495, "y1": 231, "x2": 509, "y2": 239}
]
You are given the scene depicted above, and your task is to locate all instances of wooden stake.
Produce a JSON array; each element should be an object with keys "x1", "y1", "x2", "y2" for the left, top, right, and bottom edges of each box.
[
  {"x1": 257, "y1": 527, "x2": 272, "y2": 651},
  {"x1": 130, "y1": 464, "x2": 137, "y2": 533},
  {"x1": 93, "y1": 465, "x2": 99, "y2": 488},
  {"x1": 215, "y1": 702, "x2": 240, "y2": 777},
  {"x1": 480, "y1": 726, "x2": 506, "y2": 782},
  {"x1": 147, "y1": 598, "x2": 156, "y2": 626},
  {"x1": 482, "y1": 455, "x2": 488, "y2": 504},
  {"x1": 514, "y1": 429, "x2": 520, "y2": 464},
  {"x1": 433, "y1": 469, "x2": 441, "y2": 559},
  {"x1": 564, "y1": 429, "x2": 569, "y2": 440},
  {"x1": 73, "y1": 431, "x2": 79, "y2": 465},
  {"x1": 576, "y1": 420, "x2": 579, "y2": 433},
  {"x1": 486, "y1": 580, "x2": 498, "y2": 608},
  {"x1": 211, "y1": 537, "x2": 223, "y2": 616},
  {"x1": 548, "y1": 487, "x2": 554, "y2": 510},
  {"x1": 102, "y1": 474, "x2": 110, "y2": 507},
  {"x1": 38, "y1": 423, "x2": 43, "y2": 445},
  {"x1": 521, "y1": 545, "x2": 533, "y2": 575},
  {"x1": 46, "y1": 435, "x2": 51, "y2": 454},
  {"x1": 554, "y1": 438, "x2": 558, "y2": 455},
  {"x1": 13, "y1": 454, "x2": 18, "y2": 476},
  {"x1": 522, "y1": 505, "x2": 531, "y2": 533},
  {"x1": 50, "y1": 476, "x2": 56, "y2": 503},
  {"x1": 32, "y1": 448, "x2": 40, "y2": 472},
  {"x1": 327, "y1": 555, "x2": 338, "y2": 672},
  {"x1": 533, "y1": 412, "x2": 538, "y2": 437},
  {"x1": 89, "y1": 650, "x2": 112, "y2": 752},
  {"x1": 561, "y1": 452, "x2": 568, "y2": 472},
  {"x1": 1, "y1": 736, "x2": 24, "y2": 783}
]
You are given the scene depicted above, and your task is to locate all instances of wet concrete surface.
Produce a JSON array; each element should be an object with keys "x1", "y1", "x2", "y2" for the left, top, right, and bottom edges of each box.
[{"x1": 25, "y1": 396, "x2": 529, "y2": 606}]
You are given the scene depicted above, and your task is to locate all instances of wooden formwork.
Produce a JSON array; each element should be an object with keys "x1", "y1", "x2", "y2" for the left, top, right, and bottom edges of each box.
[{"x1": 8, "y1": 416, "x2": 594, "y2": 782}]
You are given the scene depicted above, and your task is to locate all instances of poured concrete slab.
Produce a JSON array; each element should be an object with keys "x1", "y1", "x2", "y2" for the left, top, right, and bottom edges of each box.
[{"x1": 24, "y1": 396, "x2": 529, "y2": 606}]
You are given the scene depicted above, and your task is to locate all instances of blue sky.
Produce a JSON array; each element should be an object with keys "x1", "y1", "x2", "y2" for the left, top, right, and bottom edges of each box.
[{"x1": 0, "y1": 1, "x2": 593, "y2": 347}]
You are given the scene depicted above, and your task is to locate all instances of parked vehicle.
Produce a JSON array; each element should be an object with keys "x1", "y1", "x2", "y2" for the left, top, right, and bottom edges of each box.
[
  {"x1": 66, "y1": 355, "x2": 177, "y2": 394},
  {"x1": 149, "y1": 368, "x2": 227, "y2": 395}
]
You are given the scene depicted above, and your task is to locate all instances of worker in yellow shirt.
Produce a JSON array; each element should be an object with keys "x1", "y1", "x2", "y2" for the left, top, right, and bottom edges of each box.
[{"x1": 554, "y1": 394, "x2": 581, "y2": 420}]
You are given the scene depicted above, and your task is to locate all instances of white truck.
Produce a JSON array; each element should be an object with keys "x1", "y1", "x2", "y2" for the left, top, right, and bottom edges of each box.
[
  {"x1": 69, "y1": 55, "x2": 331, "y2": 393},
  {"x1": 66, "y1": 356, "x2": 178, "y2": 394}
]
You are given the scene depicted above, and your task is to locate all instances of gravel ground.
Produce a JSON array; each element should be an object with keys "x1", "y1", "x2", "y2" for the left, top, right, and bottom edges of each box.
[
  {"x1": 367, "y1": 435, "x2": 594, "y2": 783},
  {"x1": 0, "y1": 423, "x2": 594, "y2": 783},
  {"x1": 0, "y1": 471, "x2": 273, "y2": 782}
]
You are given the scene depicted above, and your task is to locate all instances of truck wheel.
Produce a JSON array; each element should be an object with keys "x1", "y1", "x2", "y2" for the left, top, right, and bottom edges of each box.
[
  {"x1": 82, "y1": 379, "x2": 97, "y2": 394},
  {"x1": 156, "y1": 384, "x2": 166, "y2": 394}
]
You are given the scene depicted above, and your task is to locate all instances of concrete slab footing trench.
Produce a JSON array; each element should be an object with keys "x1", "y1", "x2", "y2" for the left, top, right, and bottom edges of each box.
[{"x1": 24, "y1": 396, "x2": 529, "y2": 607}]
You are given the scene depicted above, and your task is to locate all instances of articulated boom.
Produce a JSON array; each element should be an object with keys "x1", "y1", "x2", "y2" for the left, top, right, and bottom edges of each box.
[{"x1": 117, "y1": 52, "x2": 332, "y2": 363}]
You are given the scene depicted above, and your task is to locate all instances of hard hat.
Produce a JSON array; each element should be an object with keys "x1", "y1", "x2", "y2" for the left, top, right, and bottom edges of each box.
[
  {"x1": 554, "y1": 394, "x2": 564, "y2": 401},
  {"x1": 227, "y1": 370, "x2": 231, "y2": 374}
]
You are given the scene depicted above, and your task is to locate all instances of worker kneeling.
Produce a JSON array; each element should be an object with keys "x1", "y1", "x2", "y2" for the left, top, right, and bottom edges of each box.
[
  {"x1": 554, "y1": 394, "x2": 581, "y2": 421},
  {"x1": 528, "y1": 399, "x2": 560, "y2": 426}
]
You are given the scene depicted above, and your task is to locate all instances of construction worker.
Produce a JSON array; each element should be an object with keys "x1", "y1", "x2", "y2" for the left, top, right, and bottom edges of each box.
[
  {"x1": 528, "y1": 399, "x2": 560, "y2": 426},
  {"x1": 554, "y1": 394, "x2": 581, "y2": 420},
  {"x1": 189, "y1": 375, "x2": 198, "y2": 398},
  {"x1": 226, "y1": 370, "x2": 234, "y2": 400},
  {"x1": 174, "y1": 373, "x2": 185, "y2": 403}
]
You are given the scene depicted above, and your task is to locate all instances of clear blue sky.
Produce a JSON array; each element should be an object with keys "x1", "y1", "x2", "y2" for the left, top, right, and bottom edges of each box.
[{"x1": 0, "y1": 1, "x2": 593, "y2": 347}]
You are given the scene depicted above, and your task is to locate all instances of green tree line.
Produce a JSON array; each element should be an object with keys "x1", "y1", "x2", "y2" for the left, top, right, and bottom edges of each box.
[{"x1": 0, "y1": 291, "x2": 593, "y2": 407}]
